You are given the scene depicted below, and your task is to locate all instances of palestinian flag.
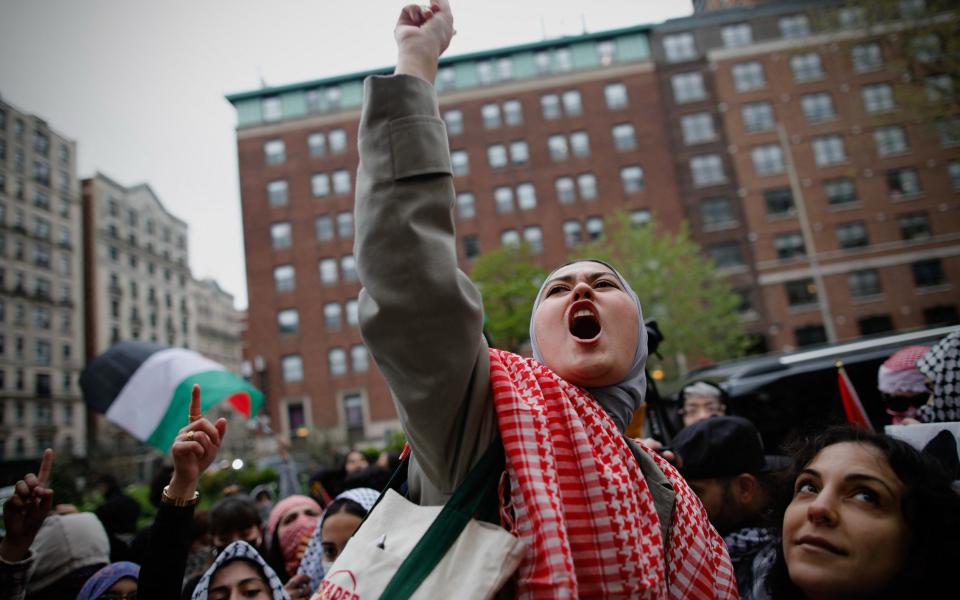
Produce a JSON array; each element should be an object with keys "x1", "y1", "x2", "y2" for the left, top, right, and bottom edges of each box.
[{"x1": 81, "y1": 341, "x2": 264, "y2": 452}]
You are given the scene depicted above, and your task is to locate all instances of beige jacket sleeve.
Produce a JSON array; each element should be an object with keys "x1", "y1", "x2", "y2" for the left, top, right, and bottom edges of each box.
[{"x1": 354, "y1": 74, "x2": 497, "y2": 504}]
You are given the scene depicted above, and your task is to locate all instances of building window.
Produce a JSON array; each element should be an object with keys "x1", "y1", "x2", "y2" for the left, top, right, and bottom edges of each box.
[
  {"x1": 318, "y1": 258, "x2": 338, "y2": 284},
  {"x1": 562, "y1": 90, "x2": 583, "y2": 116},
  {"x1": 690, "y1": 154, "x2": 725, "y2": 187},
  {"x1": 597, "y1": 39, "x2": 617, "y2": 65},
  {"x1": 801, "y1": 92, "x2": 835, "y2": 122},
  {"x1": 605, "y1": 83, "x2": 628, "y2": 109},
  {"x1": 742, "y1": 102, "x2": 774, "y2": 132},
  {"x1": 477, "y1": 60, "x2": 494, "y2": 84},
  {"x1": 267, "y1": 180, "x2": 288, "y2": 206},
  {"x1": 343, "y1": 392, "x2": 364, "y2": 434},
  {"x1": 487, "y1": 144, "x2": 508, "y2": 168},
  {"x1": 790, "y1": 52, "x2": 824, "y2": 82},
  {"x1": 494, "y1": 186, "x2": 514, "y2": 213},
  {"x1": 328, "y1": 348, "x2": 347, "y2": 377},
  {"x1": 680, "y1": 112, "x2": 716, "y2": 145},
  {"x1": 786, "y1": 279, "x2": 818, "y2": 307},
  {"x1": 911, "y1": 33, "x2": 941, "y2": 64},
  {"x1": 825, "y1": 177, "x2": 858, "y2": 206},
  {"x1": 912, "y1": 259, "x2": 945, "y2": 287},
  {"x1": 451, "y1": 150, "x2": 469, "y2": 176},
  {"x1": 307, "y1": 132, "x2": 326, "y2": 157},
  {"x1": 481, "y1": 104, "x2": 501, "y2": 129},
  {"x1": 503, "y1": 100, "x2": 523, "y2": 126},
  {"x1": 899, "y1": 0, "x2": 926, "y2": 17},
  {"x1": 332, "y1": 170, "x2": 351, "y2": 195},
  {"x1": 764, "y1": 187, "x2": 795, "y2": 216},
  {"x1": 501, "y1": 229, "x2": 520, "y2": 247},
  {"x1": 516, "y1": 183, "x2": 537, "y2": 210},
  {"x1": 351, "y1": 345, "x2": 369, "y2": 373},
  {"x1": 732, "y1": 61, "x2": 765, "y2": 92},
  {"x1": 812, "y1": 135, "x2": 846, "y2": 166},
  {"x1": 779, "y1": 14, "x2": 811, "y2": 38},
  {"x1": 281, "y1": 355, "x2": 304, "y2": 382},
  {"x1": 315, "y1": 215, "x2": 334, "y2": 241},
  {"x1": 563, "y1": 220, "x2": 583, "y2": 248},
  {"x1": 310, "y1": 173, "x2": 329, "y2": 197},
  {"x1": 612, "y1": 124, "x2": 636, "y2": 151},
  {"x1": 277, "y1": 309, "x2": 299, "y2": 334},
  {"x1": 620, "y1": 165, "x2": 645, "y2": 193},
  {"x1": 346, "y1": 299, "x2": 359, "y2": 326},
  {"x1": 569, "y1": 131, "x2": 590, "y2": 157},
  {"x1": 874, "y1": 126, "x2": 909, "y2": 156},
  {"x1": 836, "y1": 221, "x2": 869, "y2": 248},
  {"x1": 923, "y1": 304, "x2": 959, "y2": 326},
  {"x1": 462, "y1": 235, "x2": 480, "y2": 259},
  {"x1": 273, "y1": 265, "x2": 295, "y2": 292},
  {"x1": 898, "y1": 212, "x2": 930, "y2": 240},
  {"x1": 751, "y1": 144, "x2": 785, "y2": 176},
  {"x1": 849, "y1": 269, "x2": 882, "y2": 297},
  {"x1": 341, "y1": 255, "x2": 357, "y2": 281},
  {"x1": 547, "y1": 135, "x2": 569, "y2": 161},
  {"x1": 324, "y1": 303, "x2": 342, "y2": 329},
  {"x1": 443, "y1": 110, "x2": 463, "y2": 135},
  {"x1": 862, "y1": 84, "x2": 895, "y2": 113},
  {"x1": 262, "y1": 96, "x2": 282, "y2": 122},
  {"x1": 887, "y1": 168, "x2": 921, "y2": 197},
  {"x1": 851, "y1": 43, "x2": 883, "y2": 72},
  {"x1": 556, "y1": 177, "x2": 576, "y2": 204},
  {"x1": 795, "y1": 325, "x2": 827, "y2": 347},
  {"x1": 509, "y1": 140, "x2": 530, "y2": 164},
  {"x1": 329, "y1": 129, "x2": 348, "y2": 154},
  {"x1": 722, "y1": 23, "x2": 753, "y2": 48},
  {"x1": 775, "y1": 232, "x2": 806, "y2": 260},
  {"x1": 947, "y1": 161, "x2": 960, "y2": 190},
  {"x1": 263, "y1": 139, "x2": 285, "y2": 165},
  {"x1": 523, "y1": 226, "x2": 544, "y2": 253},
  {"x1": 710, "y1": 242, "x2": 745, "y2": 269},
  {"x1": 577, "y1": 173, "x2": 598, "y2": 201},
  {"x1": 858, "y1": 315, "x2": 895, "y2": 336},
  {"x1": 268, "y1": 223, "x2": 292, "y2": 250},
  {"x1": 541, "y1": 94, "x2": 561, "y2": 119},
  {"x1": 937, "y1": 118, "x2": 960, "y2": 148},
  {"x1": 925, "y1": 74, "x2": 952, "y2": 103},
  {"x1": 586, "y1": 216, "x2": 604, "y2": 241},
  {"x1": 663, "y1": 33, "x2": 697, "y2": 62},
  {"x1": 701, "y1": 197, "x2": 734, "y2": 228},
  {"x1": 336, "y1": 212, "x2": 354, "y2": 238},
  {"x1": 456, "y1": 192, "x2": 475, "y2": 219},
  {"x1": 671, "y1": 72, "x2": 707, "y2": 103}
]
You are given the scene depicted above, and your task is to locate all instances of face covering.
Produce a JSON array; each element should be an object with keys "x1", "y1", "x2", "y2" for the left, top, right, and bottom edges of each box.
[{"x1": 279, "y1": 513, "x2": 320, "y2": 576}]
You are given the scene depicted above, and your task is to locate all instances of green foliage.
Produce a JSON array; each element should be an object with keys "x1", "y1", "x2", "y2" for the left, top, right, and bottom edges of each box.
[
  {"x1": 574, "y1": 212, "x2": 750, "y2": 381},
  {"x1": 471, "y1": 243, "x2": 549, "y2": 353},
  {"x1": 198, "y1": 465, "x2": 277, "y2": 506}
]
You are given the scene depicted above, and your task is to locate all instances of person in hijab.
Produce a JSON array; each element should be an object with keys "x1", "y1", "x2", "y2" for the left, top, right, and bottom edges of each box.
[
  {"x1": 263, "y1": 496, "x2": 321, "y2": 583},
  {"x1": 915, "y1": 330, "x2": 960, "y2": 423},
  {"x1": 351, "y1": 2, "x2": 735, "y2": 596},
  {"x1": 877, "y1": 345, "x2": 930, "y2": 424},
  {"x1": 296, "y1": 488, "x2": 379, "y2": 592},
  {"x1": 190, "y1": 541, "x2": 288, "y2": 600},
  {"x1": 76, "y1": 562, "x2": 139, "y2": 600}
]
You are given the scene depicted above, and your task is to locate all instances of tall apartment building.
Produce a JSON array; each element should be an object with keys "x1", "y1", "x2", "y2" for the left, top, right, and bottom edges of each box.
[
  {"x1": 228, "y1": 26, "x2": 685, "y2": 442},
  {"x1": 188, "y1": 277, "x2": 242, "y2": 375},
  {"x1": 0, "y1": 98, "x2": 86, "y2": 469},
  {"x1": 653, "y1": 0, "x2": 959, "y2": 350}
]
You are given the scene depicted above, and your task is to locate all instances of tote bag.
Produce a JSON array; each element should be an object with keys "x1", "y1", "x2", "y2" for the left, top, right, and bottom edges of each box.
[{"x1": 313, "y1": 441, "x2": 525, "y2": 600}]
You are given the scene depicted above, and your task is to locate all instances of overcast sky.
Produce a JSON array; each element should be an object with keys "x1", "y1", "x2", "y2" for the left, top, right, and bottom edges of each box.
[{"x1": 1, "y1": 0, "x2": 692, "y2": 309}]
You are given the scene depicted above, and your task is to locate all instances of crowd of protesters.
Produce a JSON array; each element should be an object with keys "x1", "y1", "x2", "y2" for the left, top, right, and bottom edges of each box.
[{"x1": 4, "y1": 2, "x2": 960, "y2": 598}]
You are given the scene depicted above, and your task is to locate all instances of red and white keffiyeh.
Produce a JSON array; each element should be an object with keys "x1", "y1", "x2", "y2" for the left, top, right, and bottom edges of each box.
[{"x1": 490, "y1": 348, "x2": 737, "y2": 599}]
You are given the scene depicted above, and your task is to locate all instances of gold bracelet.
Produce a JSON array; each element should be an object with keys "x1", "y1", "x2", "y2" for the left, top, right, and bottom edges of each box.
[{"x1": 161, "y1": 485, "x2": 200, "y2": 507}]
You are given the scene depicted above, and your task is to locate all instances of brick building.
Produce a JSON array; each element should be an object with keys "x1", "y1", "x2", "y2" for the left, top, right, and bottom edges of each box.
[{"x1": 229, "y1": 1, "x2": 959, "y2": 442}]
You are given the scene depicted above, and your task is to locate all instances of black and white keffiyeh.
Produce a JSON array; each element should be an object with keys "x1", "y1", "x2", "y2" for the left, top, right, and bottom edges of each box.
[
  {"x1": 725, "y1": 527, "x2": 776, "y2": 600},
  {"x1": 917, "y1": 330, "x2": 960, "y2": 423},
  {"x1": 191, "y1": 541, "x2": 289, "y2": 600}
]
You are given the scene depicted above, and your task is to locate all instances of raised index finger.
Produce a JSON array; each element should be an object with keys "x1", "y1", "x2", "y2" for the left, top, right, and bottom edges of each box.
[
  {"x1": 189, "y1": 384, "x2": 201, "y2": 421},
  {"x1": 37, "y1": 448, "x2": 54, "y2": 486}
]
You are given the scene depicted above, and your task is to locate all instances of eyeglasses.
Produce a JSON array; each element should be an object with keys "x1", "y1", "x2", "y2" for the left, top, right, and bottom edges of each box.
[{"x1": 100, "y1": 593, "x2": 138, "y2": 600}]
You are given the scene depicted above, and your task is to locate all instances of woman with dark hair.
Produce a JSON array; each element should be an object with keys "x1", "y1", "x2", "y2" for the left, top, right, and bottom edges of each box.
[
  {"x1": 190, "y1": 541, "x2": 288, "y2": 600},
  {"x1": 767, "y1": 426, "x2": 960, "y2": 599}
]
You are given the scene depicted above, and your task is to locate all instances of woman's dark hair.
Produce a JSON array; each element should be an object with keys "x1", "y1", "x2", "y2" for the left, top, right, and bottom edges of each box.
[
  {"x1": 264, "y1": 527, "x2": 289, "y2": 584},
  {"x1": 321, "y1": 498, "x2": 368, "y2": 529},
  {"x1": 209, "y1": 495, "x2": 262, "y2": 539},
  {"x1": 766, "y1": 426, "x2": 960, "y2": 599}
]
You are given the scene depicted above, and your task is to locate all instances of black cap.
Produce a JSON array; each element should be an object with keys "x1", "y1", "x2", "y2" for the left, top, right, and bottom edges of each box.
[{"x1": 672, "y1": 416, "x2": 790, "y2": 480}]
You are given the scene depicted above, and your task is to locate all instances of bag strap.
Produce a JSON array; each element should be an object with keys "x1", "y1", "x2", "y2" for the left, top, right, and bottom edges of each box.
[{"x1": 380, "y1": 439, "x2": 506, "y2": 600}]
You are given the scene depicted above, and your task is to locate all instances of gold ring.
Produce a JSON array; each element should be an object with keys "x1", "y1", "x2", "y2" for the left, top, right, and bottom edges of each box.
[
  {"x1": 189, "y1": 414, "x2": 202, "y2": 423},
  {"x1": 185, "y1": 431, "x2": 194, "y2": 441}
]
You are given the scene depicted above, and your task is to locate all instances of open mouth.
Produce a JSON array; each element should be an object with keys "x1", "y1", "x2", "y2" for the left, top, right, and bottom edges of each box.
[{"x1": 569, "y1": 303, "x2": 601, "y2": 340}]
